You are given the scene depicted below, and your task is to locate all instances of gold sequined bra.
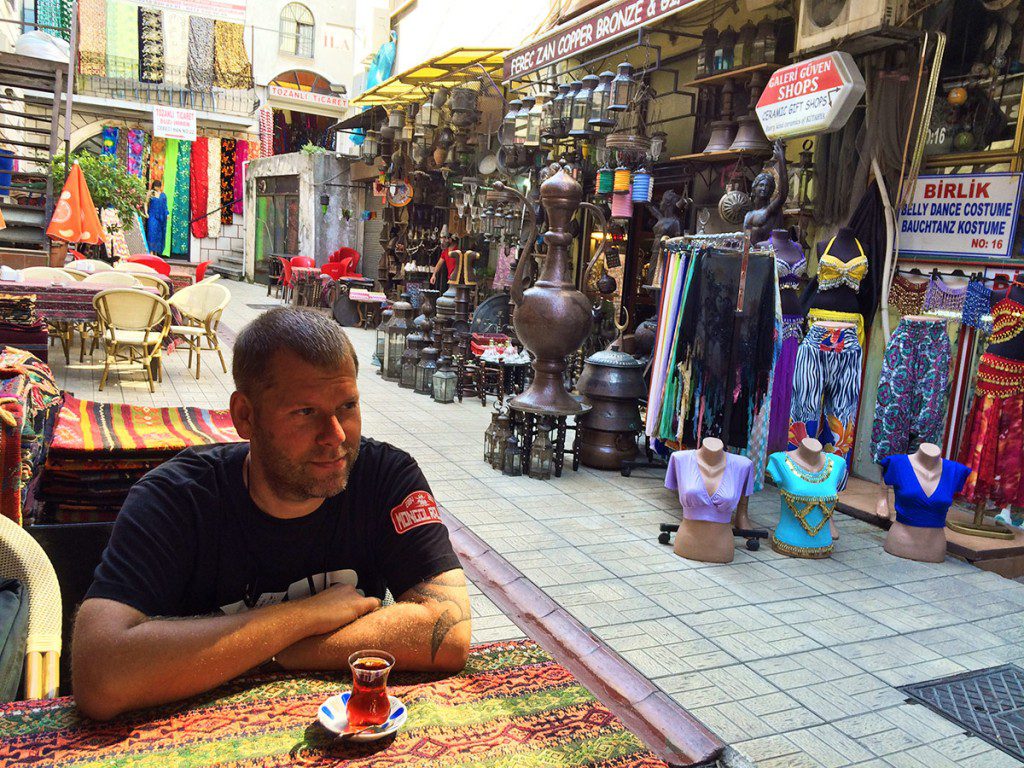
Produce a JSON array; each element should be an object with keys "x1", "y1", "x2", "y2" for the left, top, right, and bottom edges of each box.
[
  {"x1": 817, "y1": 236, "x2": 868, "y2": 292},
  {"x1": 989, "y1": 297, "x2": 1024, "y2": 345}
]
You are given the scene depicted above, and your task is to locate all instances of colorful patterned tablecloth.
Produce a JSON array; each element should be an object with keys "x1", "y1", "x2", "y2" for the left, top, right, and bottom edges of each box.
[
  {"x1": 0, "y1": 641, "x2": 668, "y2": 767},
  {"x1": 0, "y1": 280, "x2": 163, "y2": 323}
]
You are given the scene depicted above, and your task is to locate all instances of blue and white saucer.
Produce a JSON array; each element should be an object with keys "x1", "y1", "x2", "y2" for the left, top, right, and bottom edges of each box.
[{"x1": 317, "y1": 691, "x2": 407, "y2": 741}]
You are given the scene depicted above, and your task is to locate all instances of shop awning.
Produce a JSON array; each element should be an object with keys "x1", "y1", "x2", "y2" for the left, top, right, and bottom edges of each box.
[
  {"x1": 333, "y1": 105, "x2": 387, "y2": 132},
  {"x1": 351, "y1": 47, "x2": 506, "y2": 107},
  {"x1": 503, "y1": 0, "x2": 707, "y2": 82}
]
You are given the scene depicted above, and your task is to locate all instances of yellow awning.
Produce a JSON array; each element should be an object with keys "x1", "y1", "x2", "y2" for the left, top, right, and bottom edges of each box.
[{"x1": 351, "y1": 47, "x2": 507, "y2": 107}]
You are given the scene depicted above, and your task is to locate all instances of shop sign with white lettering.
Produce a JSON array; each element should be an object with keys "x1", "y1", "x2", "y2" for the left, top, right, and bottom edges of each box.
[
  {"x1": 268, "y1": 85, "x2": 348, "y2": 110},
  {"x1": 898, "y1": 172, "x2": 1023, "y2": 259},
  {"x1": 755, "y1": 52, "x2": 865, "y2": 139},
  {"x1": 503, "y1": 0, "x2": 705, "y2": 82},
  {"x1": 153, "y1": 106, "x2": 197, "y2": 142}
]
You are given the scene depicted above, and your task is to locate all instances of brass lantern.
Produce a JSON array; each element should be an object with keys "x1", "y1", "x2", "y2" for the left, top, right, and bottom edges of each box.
[
  {"x1": 735, "y1": 21, "x2": 757, "y2": 69},
  {"x1": 502, "y1": 431, "x2": 523, "y2": 476},
  {"x1": 549, "y1": 83, "x2": 571, "y2": 138},
  {"x1": 416, "y1": 347, "x2": 438, "y2": 395},
  {"x1": 384, "y1": 294, "x2": 412, "y2": 381},
  {"x1": 526, "y1": 93, "x2": 546, "y2": 147},
  {"x1": 515, "y1": 96, "x2": 533, "y2": 145},
  {"x1": 419, "y1": 99, "x2": 440, "y2": 128},
  {"x1": 589, "y1": 71, "x2": 616, "y2": 131},
  {"x1": 609, "y1": 62, "x2": 635, "y2": 111},
  {"x1": 502, "y1": 99, "x2": 521, "y2": 146},
  {"x1": 361, "y1": 129, "x2": 380, "y2": 161},
  {"x1": 484, "y1": 405, "x2": 502, "y2": 464},
  {"x1": 528, "y1": 419, "x2": 555, "y2": 480},
  {"x1": 388, "y1": 106, "x2": 406, "y2": 130},
  {"x1": 569, "y1": 76, "x2": 597, "y2": 138}
]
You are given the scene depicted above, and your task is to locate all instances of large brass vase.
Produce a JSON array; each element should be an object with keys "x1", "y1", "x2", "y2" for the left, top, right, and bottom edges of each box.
[{"x1": 503, "y1": 167, "x2": 607, "y2": 416}]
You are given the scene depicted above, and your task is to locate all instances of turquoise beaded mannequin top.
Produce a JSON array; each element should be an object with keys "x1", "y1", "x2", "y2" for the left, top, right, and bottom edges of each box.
[{"x1": 767, "y1": 452, "x2": 847, "y2": 558}]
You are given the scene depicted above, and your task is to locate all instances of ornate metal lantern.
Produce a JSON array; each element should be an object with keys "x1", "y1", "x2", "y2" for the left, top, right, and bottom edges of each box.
[
  {"x1": 528, "y1": 418, "x2": 554, "y2": 480},
  {"x1": 374, "y1": 304, "x2": 392, "y2": 369},
  {"x1": 649, "y1": 131, "x2": 666, "y2": 161},
  {"x1": 361, "y1": 130, "x2": 380, "y2": 162},
  {"x1": 609, "y1": 62, "x2": 635, "y2": 111},
  {"x1": 589, "y1": 71, "x2": 616, "y2": 131},
  {"x1": 502, "y1": 431, "x2": 522, "y2": 476},
  {"x1": 419, "y1": 99, "x2": 440, "y2": 128},
  {"x1": 735, "y1": 21, "x2": 757, "y2": 69},
  {"x1": 484, "y1": 405, "x2": 502, "y2": 464},
  {"x1": 569, "y1": 76, "x2": 597, "y2": 138},
  {"x1": 515, "y1": 96, "x2": 533, "y2": 145},
  {"x1": 384, "y1": 295, "x2": 412, "y2": 381},
  {"x1": 432, "y1": 367, "x2": 457, "y2": 403},
  {"x1": 415, "y1": 347, "x2": 438, "y2": 395},
  {"x1": 502, "y1": 100, "x2": 521, "y2": 146},
  {"x1": 696, "y1": 27, "x2": 718, "y2": 78},
  {"x1": 526, "y1": 93, "x2": 546, "y2": 147},
  {"x1": 549, "y1": 83, "x2": 571, "y2": 138},
  {"x1": 388, "y1": 106, "x2": 406, "y2": 130}
]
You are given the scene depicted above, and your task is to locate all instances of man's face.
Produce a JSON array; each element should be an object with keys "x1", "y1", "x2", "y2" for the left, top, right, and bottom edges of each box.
[{"x1": 239, "y1": 350, "x2": 362, "y2": 501}]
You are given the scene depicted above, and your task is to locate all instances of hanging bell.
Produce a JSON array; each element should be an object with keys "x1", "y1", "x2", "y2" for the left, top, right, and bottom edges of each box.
[
  {"x1": 729, "y1": 113, "x2": 771, "y2": 152},
  {"x1": 702, "y1": 120, "x2": 736, "y2": 153}
]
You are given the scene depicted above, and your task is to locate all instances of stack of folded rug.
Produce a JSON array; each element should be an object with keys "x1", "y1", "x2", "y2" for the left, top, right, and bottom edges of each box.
[{"x1": 0, "y1": 294, "x2": 47, "y2": 362}]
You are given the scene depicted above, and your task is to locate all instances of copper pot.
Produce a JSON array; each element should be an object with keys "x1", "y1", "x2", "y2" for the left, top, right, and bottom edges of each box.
[
  {"x1": 577, "y1": 349, "x2": 645, "y2": 469},
  {"x1": 496, "y1": 167, "x2": 607, "y2": 415}
]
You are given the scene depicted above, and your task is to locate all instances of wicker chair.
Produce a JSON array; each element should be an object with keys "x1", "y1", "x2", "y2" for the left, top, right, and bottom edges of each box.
[
  {"x1": 132, "y1": 272, "x2": 170, "y2": 299},
  {"x1": 93, "y1": 289, "x2": 171, "y2": 392},
  {"x1": 0, "y1": 515, "x2": 61, "y2": 699},
  {"x1": 73, "y1": 259, "x2": 113, "y2": 274},
  {"x1": 169, "y1": 281, "x2": 230, "y2": 380},
  {"x1": 81, "y1": 271, "x2": 140, "y2": 288},
  {"x1": 114, "y1": 261, "x2": 159, "y2": 275},
  {"x1": 21, "y1": 267, "x2": 75, "y2": 284}
]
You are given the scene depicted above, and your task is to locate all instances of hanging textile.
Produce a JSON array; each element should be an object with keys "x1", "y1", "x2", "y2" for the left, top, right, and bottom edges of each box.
[
  {"x1": 741, "y1": 270, "x2": 783, "y2": 491},
  {"x1": 125, "y1": 213, "x2": 148, "y2": 255},
  {"x1": 101, "y1": 127, "x2": 118, "y2": 156},
  {"x1": 78, "y1": 0, "x2": 107, "y2": 76},
  {"x1": 171, "y1": 140, "x2": 192, "y2": 256},
  {"x1": 187, "y1": 16, "x2": 215, "y2": 94},
  {"x1": 148, "y1": 136, "x2": 166, "y2": 184},
  {"x1": 145, "y1": 191, "x2": 168, "y2": 255},
  {"x1": 105, "y1": 0, "x2": 139, "y2": 80},
  {"x1": 161, "y1": 139, "x2": 179, "y2": 257},
  {"x1": 232, "y1": 140, "x2": 248, "y2": 215},
  {"x1": 249, "y1": 140, "x2": 261, "y2": 167},
  {"x1": 138, "y1": 7, "x2": 164, "y2": 83},
  {"x1": 126, "y1": 129, "x2": 147, "y2": 178},
  {"x1": 163, "y1": 10, "x2": 189, "y2": 87},
  {"x1": 37, "y1": 0, "x2": 72, "y2": 41},
  {"x1": 492, "y1": 245, "x2": 515, "y2": 290},
  {"x1": 220, "y1": 138, "x2": 236, "y2": 225},
  {"x1": 644, "y1": 242, "x2": 689, "y2": 437},
  {"x1": 206, "y1": 138, "x2": 221, "y2": 238},
  {"x1": 213, "y1": 21, "x2": 253, "y2": 89},
  {"x1": 677, "y1": 250, "x2": 777, "y2": 449},
  {"x1": 273, "y1": 110, "x2": 287, "y2": 156},
  {"x1": 190, "y1": 138, "x2": 209, "y2": 239},
  {"x1": 258, "y1": 108, "x2": 274, "y2": 157},
  {"x1": 101, "y1": 209, "x2": 131, "y2": 262},
  {"x1": 115, "y1": 128, "x2": 129, "y2": 169}
]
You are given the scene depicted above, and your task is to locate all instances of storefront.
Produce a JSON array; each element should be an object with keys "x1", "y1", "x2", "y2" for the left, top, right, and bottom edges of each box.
[{"x1": 264, "y1": 70, "x2": 350, "y2": 154}]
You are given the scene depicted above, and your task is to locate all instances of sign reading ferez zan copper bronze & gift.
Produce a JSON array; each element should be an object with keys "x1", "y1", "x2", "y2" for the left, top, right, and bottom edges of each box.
[{"x1": 503, "y1": 0, "x2": 704, "y2": 81}]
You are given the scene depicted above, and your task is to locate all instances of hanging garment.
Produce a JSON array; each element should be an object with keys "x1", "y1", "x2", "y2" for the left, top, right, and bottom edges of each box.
[
  {"x1": 101, "y1": 208, "x2": 130, "y2": 261},
  {"x1": 767, "y1": 451, "x2": 847, "y2": 558},
  {"x1": 206, "y1": 138, "x2": 221, "y2": 238},
  {"x1": 148, "y1": 136, "x2": 166, "y2": 184},
  {"x1": 248, "y1": 140, "x2": 260, "y2": 166},
  {"x1": 161, "y1": 139, "x2": 179, "y2": 256},
  {"x1": 190, "y1": 138, "x2": 209, "y2": 239},
  {"x1": 125, "y1": 213, "x2": 148, "y2": 255},
  {"x1": 213, "y1": 21, "x2": 252, "y2": 89},
  {"x1": 871, "y1": 318, "x2": 951, "y2": 463},
  {"x1": 806, "y1": 307, "x2": 864, "y2": 349},
  {"x1": 187, "y1": 16, "x2": 214, "y2": 93},
  {"x1": 846, "y1": 182, "x2": 887, "y2": 321},
  {"x1": 273, "y1": 110, "x2": 287, "y2": 156},
  {"x1": 789, "y1": 325, "x2": 863, "y2": 462},
  {"x1": 659, "y1": 253, "x2": 698, "y2": 442},
  {"x1": 138, "y1": 7, "x2": 164, "y2": 83},
  {"x1": 923, "y1": 277, "x2": 967, "y2": 317},
  {"x1": 742, "y1": 265, "x2": 783, "y2": 490},
  {"x1": 768, "y1": 315, "x2": 804, "y2": 453},
  {"x1": 881, "y1": 454, "x2": 970, "y2": 528},
  {"x1": 664, "y1": 450, "x2": 755, "y2": 524},
  {"x1": 644, "y1": 243, "x2": 688, "y2": 436},
  {"x1": 232, "y1": 140, "x2": 247, "y2": 215},
  {"x1": 78, "y1": 0, "x2": 107, "y2": 76},
  {"x1": 677, "y1": 249, "x2": 777, "y2": 449},
  {"x1": 163, "y1": 10, "x2": 189, "y2": 87},
  {"x1": 101, "y1": 126, "x2": 118, "y2": 156},
  {"x1": 115, "y1": 127, "x2": 129, "y2": 169},
  {"x1": 492, "y1": 244, "x2": 515, "y2": 290},
  {"x1": 171, "y1": 140, "x2": 191, "y2": 257},
  {"x1": 126, "y1": 129, "x2": 147, "y2": 178},
  {"x1": 889, "y1": 274, "x2": 928, "y2": 316},
  {"x1": 220, "y1": 138, "x2": 236, "y2": 225},
  {"x1": 105, "y1": 0, "x2": 138, "y2": 79},
  {"x1": 962, "y1": 280, "x2": 992, "y2": 330},
  {"x1": 258, "y1": 108, "x2": 274, "y2": 156},
  {"x1": 145, "y1": 192, "x2": 168, "y2": 254}
]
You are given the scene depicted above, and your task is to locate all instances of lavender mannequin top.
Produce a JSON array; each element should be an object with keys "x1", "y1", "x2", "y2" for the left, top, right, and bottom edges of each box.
[{"x1": 665, "y1": 450, "x2": 755, "y2": 524}]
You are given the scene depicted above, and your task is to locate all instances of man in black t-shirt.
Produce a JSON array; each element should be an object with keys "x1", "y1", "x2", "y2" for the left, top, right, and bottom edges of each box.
[{"x1": 72, "y1": 308, "x2": 469, "y2": 720}]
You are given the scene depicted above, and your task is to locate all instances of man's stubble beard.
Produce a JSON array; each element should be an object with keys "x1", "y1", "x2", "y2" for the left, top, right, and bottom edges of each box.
[{"x1": 253, "y1": 428, "x2": 361, "y2": 500}]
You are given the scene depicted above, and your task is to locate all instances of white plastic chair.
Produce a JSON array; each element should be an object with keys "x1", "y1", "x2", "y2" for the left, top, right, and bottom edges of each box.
[
  {"x1": 169, "y1": 281, "x2": 231, "y2": 380},
  {"x1": 93, "y1": 288, "x2": 171, "y2": 392}
]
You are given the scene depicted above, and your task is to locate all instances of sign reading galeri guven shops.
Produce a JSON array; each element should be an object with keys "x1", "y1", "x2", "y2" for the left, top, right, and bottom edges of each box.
[
  {"x1": 898, "y1": 172, "x2": 1023, "y2": 259},
  {"x1": 755, "y1": 52, "x2": 865, "y2": 140},
  {"x1": 503, "y1": 0, "x2": 704, "y2": 82}
]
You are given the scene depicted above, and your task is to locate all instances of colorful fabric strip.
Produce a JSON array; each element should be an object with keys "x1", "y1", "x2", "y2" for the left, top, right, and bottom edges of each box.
[
  {"x1": 78, "y1": 0, "x2": 107, "y2": 75},
  {"x1": 171, "y1": 139, "x2": 192, "y2": 256},
  {"x1": 213, "y1": 21, "x2": 252, "y2": 89},
  {"x1": 100, "y1": 126, "x2": 117, "y2": 156},
  {"x1": 161, "y1": 138, "x2": 179, "y2": 256},
  {"x1": 232, "y1": 139, "x2": 247, "y2": 215},
  {"x1": 190, "y1": 137, "x2": 209, "y2": 238},
  {"x1": 126, "y1": 129, "x2": 147, "y2": 178},
  {"x1": 138, "y1": 7, "x2": 164, "y2": 83},
  {"x1": 206, "y1": 138, "x2": 221, "y2": 238},
  {"x1": 187, "y1": 16, "x2": 214, "y2": 93},
  {"x1": 163, "y1": 10, "x2": 189, "y2": 87},
  {"x1": 220, "y1": 138, "x2": 236, "y2": 225}
]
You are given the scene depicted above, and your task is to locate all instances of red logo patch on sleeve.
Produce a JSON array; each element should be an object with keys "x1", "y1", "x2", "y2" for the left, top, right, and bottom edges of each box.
[{"x1": 390, "y1": 491, "x2": 442, "y2": 534}]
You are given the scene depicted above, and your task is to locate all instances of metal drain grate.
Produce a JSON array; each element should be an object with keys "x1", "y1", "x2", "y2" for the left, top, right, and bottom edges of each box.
[{"x1": 900, "y1": 664, "x2": 1024, "y2": 760}]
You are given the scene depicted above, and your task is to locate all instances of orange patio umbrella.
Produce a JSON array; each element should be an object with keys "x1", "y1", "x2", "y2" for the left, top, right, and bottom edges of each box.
[{"x1": 46, "y1": 160, "x2": 105, "y2": 244}]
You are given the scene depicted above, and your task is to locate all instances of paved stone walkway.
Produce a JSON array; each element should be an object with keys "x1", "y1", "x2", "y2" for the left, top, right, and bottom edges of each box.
[{"x1": 46, "y1": 279, "x2": 1024, "y2": 767}]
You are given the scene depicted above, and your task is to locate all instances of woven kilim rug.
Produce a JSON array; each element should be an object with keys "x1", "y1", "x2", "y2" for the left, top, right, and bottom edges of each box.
[
  {"x1": 49, "y1": 394, "x2": 241, "y2": 454},
  {"x1": 0, "y1": 641, "x2": 668, "y2": 767}
]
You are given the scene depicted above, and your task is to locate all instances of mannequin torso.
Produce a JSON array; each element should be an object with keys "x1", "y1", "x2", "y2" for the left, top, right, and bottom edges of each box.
[
  {"x1": 884, "y1": 443, "x2": 955, "y2": 563},
  {"x1": 768, "y1": 229, "x2": 807, "y2": 317},
  {"x1": 769, "y1": 438, "x2": 845, "y2": 558}
]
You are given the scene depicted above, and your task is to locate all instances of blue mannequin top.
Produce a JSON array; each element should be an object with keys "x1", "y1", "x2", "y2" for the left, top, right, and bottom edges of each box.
[
  {"x1": 880, "y1": 454, "x2": 970, "y2": 528},
  {"x1": 767, "y1": 451, "x2": 847, "y2": 558}
]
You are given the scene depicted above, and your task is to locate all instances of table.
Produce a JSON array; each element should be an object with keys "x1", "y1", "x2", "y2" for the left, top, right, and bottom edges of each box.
[
  {"x1": 0, "y1": 640, "x2": 670, "y2": 767},
  {"x1": 291, "y1": 266, "x2": 328, "y2": 308},
  {"x1": 0, "y1": 280, "x2": 160, "y2": 323}
]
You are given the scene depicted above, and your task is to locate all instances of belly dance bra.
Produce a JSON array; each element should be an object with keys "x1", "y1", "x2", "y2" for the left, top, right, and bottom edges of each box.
[
  {"x1": 817, "y1": 236, "x2": 868, "y2": 291},
  {"x1": 989, "y1": 296, "x2": 1024, "y2": 346},
  {"x1": 777, "y1": 255, "x2": 807, "y2": 291}
]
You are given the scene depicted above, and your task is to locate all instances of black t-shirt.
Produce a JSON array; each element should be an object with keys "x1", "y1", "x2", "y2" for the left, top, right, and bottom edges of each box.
[{"x1": 86, "y1": 439, "x2": 462, "y2": 617}]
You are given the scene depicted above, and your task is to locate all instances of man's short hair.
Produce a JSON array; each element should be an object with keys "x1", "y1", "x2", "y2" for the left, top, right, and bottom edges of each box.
[{"x1": 233, "y1": 308, "x2": 358, "y2": 397}]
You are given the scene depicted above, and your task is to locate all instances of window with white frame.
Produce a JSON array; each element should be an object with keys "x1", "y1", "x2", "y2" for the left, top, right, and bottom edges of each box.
[{"x1": 279, "y1": 3, "x2": 314, "y2": 58}]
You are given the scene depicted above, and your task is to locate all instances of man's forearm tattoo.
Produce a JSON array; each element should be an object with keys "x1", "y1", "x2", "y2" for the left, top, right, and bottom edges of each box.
[{"x1": 406, "y1": 573, "x2": 470, "y2": 662}]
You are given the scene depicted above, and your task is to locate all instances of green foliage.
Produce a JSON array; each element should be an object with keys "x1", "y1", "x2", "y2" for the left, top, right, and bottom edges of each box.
[
  {"x1": 300, "y1": 141, "x2": 330, "y2": 155},
  {"x1": 50, "y1": 152, "x2": 148, "y2": 233}
]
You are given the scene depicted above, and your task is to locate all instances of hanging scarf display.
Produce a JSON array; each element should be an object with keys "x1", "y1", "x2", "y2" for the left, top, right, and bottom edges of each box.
[
  {"x1": 249, "y1": 139, "x2": 260, "y2": 166},
  {"x1": 163, "y1": 10, "x2": 189, "y2": 87},
  {"x1": 273, "y1": 110, "x2": 287, "y2": 156},
  {"x1": 101, "y1": 208, "x2": 131, "y2": 262},
  {"x1": 148, "y1": 136, "x2": 166, "y2": 184},
  {"x1": 124, "y1": 213, "x2": 148, "y2": 255},
  {"x1": 126, "y1": 129, "x2": 147, "y2": 178},
  {"x1": 161, "y1": 139, "x2": 179, "y2": 256},
  {"x1": 105, "y1": 0, "x2": 138, "y2": 80},
  {"x1": 187, "y1": 16, "x2": 214, "y2": 93},
  {"x1": 101, "y1": 127, "x2": 118, "y2": 155},
  {"x1": 258, "y1": 108, "x2": 274, "y2": 157},
  {"x1": 138, "y1": 7, "x2": 164, "y2": 83},
  {"x1": 213, "y1": 21, "x2": 252, "y2": 89},
  {"x1": 38, "y1": 0, "x2": 73, "y2": 42},
  {"x1": 171, "y1": 140, "x2": 191, "y2": 256},
  {"x1": 190, "y1": 137, "x2": 209, "y2": 239},
  {"x1": 220, "y1": 138, "x2": 236, "y2": 225},
  {"x1": 115, "y1": 128, "x2": 129, "y2": 169},
  {"x1": 645, "y1": 243, "x2": 691, "y2": 437},
  {"x1": 492, "y1": 245, "x2": 515, "y2": 289},
  {"x1": 232, "y1": 140, "x2": 247, "y2": 215},
  {"x1": 78, "y1": 0, "x2": 107, "y2": 75},
  {"x1": 206, "y1": 138, "x2": 221, "y2": 238}
]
